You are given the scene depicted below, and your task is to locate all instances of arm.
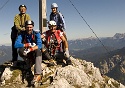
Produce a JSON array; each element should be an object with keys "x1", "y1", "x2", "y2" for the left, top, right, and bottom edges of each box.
[
  {"x1": 41, "y1": 34, "x2": 44, "y2": 39},
  {"x1": 14, "y1": 34, "x2": 24, "y2": 48},
  {"x1": 35, "y1": 32, "x2": 42, "y2": 50},
  {"x1": 59, "y1": 12, "x2": 66, "y2": 30},
  {"x1": 61, "y1": 33, "x2": 68, "y2": 50},
  {"x1": 14, "y1": 15, "x2": 24, "y2": 31},
  {"x1": 60, "y1": 32, "x2": 70, "y2": 58},
  {"x1": 14, "y1": 14, "x2": 31, "y2": 32},
  {"x1": 57, "y1": 31, "x2": 68, "y2": 49},
  {"x1": 41, "y1": 32, "x2": 47, "y2": 42}
]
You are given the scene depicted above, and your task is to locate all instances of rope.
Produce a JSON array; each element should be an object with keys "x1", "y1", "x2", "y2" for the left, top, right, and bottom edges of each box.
[{"x1": 0, "y1": 0, "x2": 10, "y2": 11}]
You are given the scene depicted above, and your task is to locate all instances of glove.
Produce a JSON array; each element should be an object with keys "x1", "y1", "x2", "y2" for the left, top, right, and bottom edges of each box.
[
  {"x1": 42, "y1": 37, "x2": 46, "y2": 42},
  {"x1": 23, "y1": 48, "x2": 33, "y2": 56},
  {"x1": 31, "y1": 43, "x2": 36, "y2": 47},
  {"x1": 24, "y1": 43, "x2": 32, "y2": 48},
  {"x1": 64, "y1": 48, "x2": 70, "y2": 58},
  {"x1": 24, "y1": 43, "x2": 36, "y2": 48}
]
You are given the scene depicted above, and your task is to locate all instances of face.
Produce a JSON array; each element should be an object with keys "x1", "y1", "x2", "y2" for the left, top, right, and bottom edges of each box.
[
  {"x1": 51, "y1": 8, "x2": 57, "y2": 14},
  {"x1": 49, "y1": 25, "x2": 57, "y2": 33},
  {"x1": 19, "y1": 7, "x2": 26, "y2": 14},
  {"x1": 25, "y1": 25, "x2": 33, "y2": 34}
]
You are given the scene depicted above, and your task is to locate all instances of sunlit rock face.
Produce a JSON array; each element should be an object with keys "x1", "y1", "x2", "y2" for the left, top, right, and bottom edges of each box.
[{"x1": 0, "y1": 57, "x2": 125, "y2": 88}]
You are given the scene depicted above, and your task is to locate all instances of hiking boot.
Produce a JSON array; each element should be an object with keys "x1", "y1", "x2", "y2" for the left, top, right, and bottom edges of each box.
[
  {"x1": 4, "y1": 61, "x2": 12, "y2": 66},
  {"x1": 66, "y1": 59, "x2": 72, "y2": 65},
  {"x1": 32, "y1": 74, "x2": 41, "y2": 83},
  {"x1": 48, "y1": 59, "x2": 57, "y2": 66}
]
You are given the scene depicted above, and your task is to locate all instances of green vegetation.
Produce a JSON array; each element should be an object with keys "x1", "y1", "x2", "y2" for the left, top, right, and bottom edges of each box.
[{"x1": 5, "y1": 69, "x2": 22, "y2": 84}]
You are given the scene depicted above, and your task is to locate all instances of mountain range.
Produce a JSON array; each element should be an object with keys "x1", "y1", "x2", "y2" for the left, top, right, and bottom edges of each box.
[
  {"x1": 68, "y1": 33, "x2": 125, "y2": 85},
  {"x1": 69, "y1": 33, "x2": 125, "y2": 51}
]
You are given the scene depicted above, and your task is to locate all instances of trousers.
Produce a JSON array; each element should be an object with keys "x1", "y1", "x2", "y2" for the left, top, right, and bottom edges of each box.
[
  {"x1": 18, "y1": 48, "x2": 42, "y2": 74},
  {"x1": 11, "y1": 38, "x2": 18, "y2": 62}
]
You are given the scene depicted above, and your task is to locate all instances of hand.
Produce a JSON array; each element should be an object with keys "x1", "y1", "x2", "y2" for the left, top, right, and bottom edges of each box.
[
  {"x1": 64, "y1": 48, "x2": 70, "y2": 58},
  {"x1": 42, "y1": 37, "x2": 46, "y2": 42},
  {"x1": 31, "y1": 43, "x2": 36, "y2": 47},
  {"x1": 24, "y1": 43, "x2": 36, "y2": 48},
  {"x1": 23, "y1": 48, "x2": 33, "y2": 56},
  {"x1": 21, "y1": 27, "x2": 25, "y2": 31},
  {"x1": 24, "y1": 43, "x2": 32, "y2": 48},
  {"x1": 23, "y1": 49, "x2": 31, "y2": 56}
]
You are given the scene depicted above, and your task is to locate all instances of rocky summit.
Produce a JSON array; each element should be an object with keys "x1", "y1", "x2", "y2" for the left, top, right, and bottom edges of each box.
[{"x1": 0, "y1": 57, "x2": 125, "y2": 88}]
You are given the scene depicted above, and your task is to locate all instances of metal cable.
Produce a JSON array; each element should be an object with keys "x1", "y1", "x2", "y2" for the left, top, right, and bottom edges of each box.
[
  {"x1": 68, "y1": 0, "x2": 111, "y2": 54},
  {"x1": 0, "y1": 0, "x2": 10, "y2": 11}
]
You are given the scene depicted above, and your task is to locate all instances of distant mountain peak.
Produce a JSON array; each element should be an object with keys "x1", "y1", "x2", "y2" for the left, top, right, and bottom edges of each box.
[{"x1": 113, "y1": 33, "x2": 125, "y2": 39}]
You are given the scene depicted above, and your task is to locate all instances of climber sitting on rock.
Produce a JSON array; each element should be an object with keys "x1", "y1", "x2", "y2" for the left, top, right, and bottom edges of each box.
[
  {"x1": 41, "y1": 20, "x2": 72, "y2": 66},
  {"x1": 14, "y1": 20, "x2": 42, "y2": 83}
]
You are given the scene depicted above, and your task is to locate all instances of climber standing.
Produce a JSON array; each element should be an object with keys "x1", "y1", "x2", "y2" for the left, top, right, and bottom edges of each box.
[
  {"x1": 11, "y1": 5, "x2": 31, "y2": 64},
  {"x1": 50, "y1": 3, "x2": 67, "y2": 36},
  {"x1": 14, "y1": 20, "x2": 42, "y2": 83},
  {"x1": 41, "y1": 20, "x2": 72, "y2": 66}
]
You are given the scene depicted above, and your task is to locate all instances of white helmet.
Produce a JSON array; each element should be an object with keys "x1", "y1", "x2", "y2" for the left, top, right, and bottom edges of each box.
[
  {"x1": 51, "y1": 3, "x2": 58, "y2": 8},
  {"x1": 48, "y1": 20, "x2": 56, "y2": 26},
  {"x1": 25, "y1": 20, "x2": 34, "y2": 26}
]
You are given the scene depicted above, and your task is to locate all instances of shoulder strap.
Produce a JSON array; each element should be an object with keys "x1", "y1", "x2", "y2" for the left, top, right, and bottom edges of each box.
[
  {"x1": 28, "y1": 30, "x2": 36, "y2": 43},
  {"x1": 20, "y1": 31, "x2": 26, "y2": 43}
]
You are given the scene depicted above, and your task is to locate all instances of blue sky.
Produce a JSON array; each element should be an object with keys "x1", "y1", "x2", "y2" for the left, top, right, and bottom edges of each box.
[{"x1": 0, "y1": 0, "x2": 125, "y2": 45}]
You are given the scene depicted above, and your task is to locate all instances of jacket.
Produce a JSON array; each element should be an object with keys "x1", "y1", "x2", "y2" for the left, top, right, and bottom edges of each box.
[
  {"x1": 14, "y1": 14, "x2": 31, "y2": 32},
  {"x1": 14, "y1": 30, "x2": 42, "y2": 49},
  {"x1": 50, "y1": 12, "x2": 66, "y2": 31},
  {"x1": 42, "y1": 30, "x2": 63, "y2": 52}
]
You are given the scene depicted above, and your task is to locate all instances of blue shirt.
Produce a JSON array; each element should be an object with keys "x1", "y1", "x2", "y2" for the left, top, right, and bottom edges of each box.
[{"x1": 14, "y1": 31, "x2": 42, "y2": 49}]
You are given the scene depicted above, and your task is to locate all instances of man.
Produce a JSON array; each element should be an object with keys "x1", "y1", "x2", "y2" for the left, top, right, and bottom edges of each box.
[
  {"x1": 14, "y1": 20, "x2": 42, "y2": 83},
  {"x1": 50, "y1": 3, "x2": 66, "y2": 32},
  {"x1": 41, "y1": 20, "x2": 72, "y2": 66},
  {"x1": 11, "y1": 5, "x2": 31, "y2": 63},
  {"x1": 50, "y1": 2, "x2": 68, "y2": 51}
]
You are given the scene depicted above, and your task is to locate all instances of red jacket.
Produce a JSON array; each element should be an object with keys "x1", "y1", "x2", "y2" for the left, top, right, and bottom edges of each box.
[{"x1": 43, "y1": 30, "x2": 64, "y2": 53}]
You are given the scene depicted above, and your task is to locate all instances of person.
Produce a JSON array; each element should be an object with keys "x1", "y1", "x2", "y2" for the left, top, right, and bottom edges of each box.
[
  {"x1": 50, "y1": 3, "x2": 66, "y2": 32},
  {"x1": 11, "y1": 5, "x2": 31, "y2": 63},
  {"x1": 50, "y1": 2, "x2": 68, "y2": 52},
  {"x1": 14, "y1": 20, "x2": 42, "y2": 83},
  {"x1": 41, "y1": 20, "x2": 72, "y2": 66}
]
